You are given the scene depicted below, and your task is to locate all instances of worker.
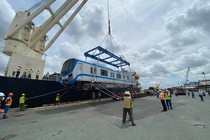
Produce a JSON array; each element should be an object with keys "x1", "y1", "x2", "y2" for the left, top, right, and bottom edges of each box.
[
  {"x1": 2, "y1": 92, "x2": 13, "y2": 119},
  {"x1": 0, "y1": 92, "x2": 5, "y2": 113},
  {"x1": 12, "y1": 71, "x2": 16, "y2": 78},
  {"x1": 46, "y1": 72, "x2": 49, "y2": 80},
  {"x1": 165, "y1": 90, "x2": 173, "y2": 110},
  {"x1": 98, "y1": 91, "x2": 102, "y2": 101},
  {"x1": 22, "y1": 68, "x2": 28, "y2": 78},
  {"x1": 159, "y1": 90, "x2": 167, "y2": 112},
  {"x1": 36, "y1": 69, "x2": 40, "y2": 80},
  {"x1": 54, "y1": 93, "x2": 60, "y2": 106},
  {"x1": 198, "y1": 89, "x2": 204, "y2": 101},
  {"x1": 122, "y1": 91, "x2": 136, "y2": 126},
  {"x1": 19, "y1": 93, "x2": 27, "y2": 111},
  {"x1": 16, "y1": 65, "x2": 22, "y2": 78},
  {"x1": 28, "y1": 68, "x2": 33, "y2": 79},
  {"x1": 92, "y1": 92, "x2": 95, "y2": 102}
]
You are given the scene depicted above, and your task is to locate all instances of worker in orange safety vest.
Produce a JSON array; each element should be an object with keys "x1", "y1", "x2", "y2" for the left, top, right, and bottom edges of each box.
[
  {"x1": 2, "y1": 93, "x2": 13, "y2": 119},
  {"x1": 159, "y1": 90, "x2": 167, "y2": 112}
]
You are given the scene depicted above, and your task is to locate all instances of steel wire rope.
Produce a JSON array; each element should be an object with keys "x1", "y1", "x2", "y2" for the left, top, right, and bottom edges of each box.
[
  {"x1": 28, "y1": 87, "x2": 68, "y2": 100},
  {"x1": 94, "y1": 81, "x2": 120, "y2": 98},
  {"x1": 92, "y1": 84, "x2": 118, "y2": 99},
  {"x1": 78, "y1": 89, "x2": 89, "y2": 100},
  {"x1": 60, "y1": 85, "x2": 75, "y2": 97}
]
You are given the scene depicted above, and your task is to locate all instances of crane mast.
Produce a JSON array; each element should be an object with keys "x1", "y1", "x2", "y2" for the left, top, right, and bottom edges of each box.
[{"x1": 3, "y1": 0, "x2": 88, "y2": 79}]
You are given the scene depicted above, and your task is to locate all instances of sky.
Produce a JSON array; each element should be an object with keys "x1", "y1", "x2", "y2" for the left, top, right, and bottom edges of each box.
[{"x1": 0, "y1": 0, "x2": 210, "y2": 89}]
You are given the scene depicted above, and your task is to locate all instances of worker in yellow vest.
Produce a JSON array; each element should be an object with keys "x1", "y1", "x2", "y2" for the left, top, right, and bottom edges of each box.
[
  {"x1": 2, "y1": 93, "x2": 13, "y2": 119},
  {"x1": 36, "y1": 70, "x2": 40, "y2": 80},
  {"x1": 122, "y1": 91, "x2": 136, "y2": 126},
  {"x1": 159, "y1": 90, "x2": 167, "y2": 112},
  {"x1": 54, "y1": 93, "x2": 60, "y2": 106},
  {"x1": 165, "y1": 90, "x2": 173, "y2": 110},
  {"x1": 19, "y1": 93, "x2": 27, "y2": 111}
]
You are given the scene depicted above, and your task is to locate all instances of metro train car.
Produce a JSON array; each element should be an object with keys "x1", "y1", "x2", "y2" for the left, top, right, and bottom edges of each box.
[{"x1": 60, "y1": 58, "x2": 138, "y2": 90}]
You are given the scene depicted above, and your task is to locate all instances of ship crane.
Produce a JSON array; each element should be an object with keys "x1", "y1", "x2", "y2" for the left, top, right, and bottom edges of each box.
[{"x1": 3, "y1": 0, "x2": 88, "y2": 79}]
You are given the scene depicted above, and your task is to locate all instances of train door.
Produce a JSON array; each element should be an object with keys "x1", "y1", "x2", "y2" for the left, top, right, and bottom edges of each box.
[{"x1": 77, "y1": 63, "x2": 83, "y2": 78}]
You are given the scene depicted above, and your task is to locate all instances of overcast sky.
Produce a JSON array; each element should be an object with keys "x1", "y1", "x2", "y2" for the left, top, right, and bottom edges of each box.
[{"x1": 0, "y1": 0, "x2": 210, "y2": 89}]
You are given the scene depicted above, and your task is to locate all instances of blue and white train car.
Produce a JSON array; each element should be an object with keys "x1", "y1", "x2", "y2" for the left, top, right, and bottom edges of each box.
[{"x1": 60, "y1": 58, "x2": 136, "y2": 89}]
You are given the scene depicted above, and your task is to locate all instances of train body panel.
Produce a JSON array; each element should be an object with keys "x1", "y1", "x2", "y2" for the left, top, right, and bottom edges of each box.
[{"x1": 61, "y1": 58, "x2": 137, "y2": 89}]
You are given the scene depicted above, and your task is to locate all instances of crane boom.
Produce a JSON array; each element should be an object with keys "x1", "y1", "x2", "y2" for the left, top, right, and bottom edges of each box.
[{"x1": 3, "y1": 0, "x2": 88, "y2": 79}]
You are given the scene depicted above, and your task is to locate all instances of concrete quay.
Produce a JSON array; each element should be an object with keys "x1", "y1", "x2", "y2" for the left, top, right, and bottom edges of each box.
[{"x1": 0, "y1": 94, "x2": 210, "y2": 140}]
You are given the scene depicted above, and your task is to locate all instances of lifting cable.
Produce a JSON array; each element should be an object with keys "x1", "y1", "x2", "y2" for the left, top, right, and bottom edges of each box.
[
  {"x1": 28, "y1": 86, "x2": 69, "y2": 100},
  {"x1": 95, "y1": 81, "x2": 120, "y2": 98},
  {"x1": 60, "y1": 85, "x2": 75, "y2": 97},
  {"x1": 78, "y1": 90, "x2": 89, "y2": 100},
  {"x1": 92, "y1": 84, "x2": 119, "y2": 100}
]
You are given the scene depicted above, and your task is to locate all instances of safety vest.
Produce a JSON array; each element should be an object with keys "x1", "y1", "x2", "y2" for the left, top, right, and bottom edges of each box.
[
  {"x1": 36, "y1": 71, "x2": 40, "y2": 76},
  {"x1": 165, "y1": 93, "x2": 171, "y2": 100},
  {"x1": 5, "y1": 97, "x2": 12, "y2": 106},
  {"x1": 56, "y1": 95, "x2": 60, "y2": 101},
  {"x1": 123, "y1": 96, "x2": 132, "y2": 108},
  {"x1": 160, "y1": 92, "x2": 165, "y2": 100},
  {"x1": 19, "y1": 96, "x2": 25, "y2": 104}
]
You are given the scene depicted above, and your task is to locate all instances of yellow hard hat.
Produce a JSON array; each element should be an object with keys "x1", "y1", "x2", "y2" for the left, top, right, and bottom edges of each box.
[{"x1": 22, "y1": 93, "x2": 25, "y2": 96}]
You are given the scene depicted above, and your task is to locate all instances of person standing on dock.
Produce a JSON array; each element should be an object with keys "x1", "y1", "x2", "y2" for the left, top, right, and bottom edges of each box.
[
  {"x1": 198, "y1": 89, "x2": 204, "y2": 101},
  {"x1": 165, "y1": 90, "x2": 173, "y2": 110},
  {"x1": 54, "y1": 93, "x2": 60, "y2": 106},
  {"x1": 92, "y1": 92, "x2": 96, "y2": 102},
  {"x1": 19, "y1": 93, "x2": 27, "y2": 111},
  {"x1": 98, "y1": 91, "x2": 102, "y2": 101},
  {"x1": 122, "y1": 91, "x2": 136, "y2": 126},
  {"x1": 0, "y1": 92, "x2": 5, "y2": 113},
  {"x1": 159, "y1": 90, "x2": 167, "y2": 112},
  {"x1": 2, "y1": 93, "x2": 13, "y2": 119}
]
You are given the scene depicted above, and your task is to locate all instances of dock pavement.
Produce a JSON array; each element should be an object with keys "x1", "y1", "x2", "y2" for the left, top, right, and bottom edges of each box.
[{"x1": 0, "y1": 94, "x2": 210, "y2": 140}]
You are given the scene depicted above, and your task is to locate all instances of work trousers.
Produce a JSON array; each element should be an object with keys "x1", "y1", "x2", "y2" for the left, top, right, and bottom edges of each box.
[
  {"x1": 199, "y1": 95, "x2": 204, "y2": 101},
  {"x1": 123, "y1": 108, "x2": 135, "y2": 124},
  {"x1": 19, "y1": 103, "x2": 25, "y2": 111},
  {"x1": 161, "y1": 100, "x2": 167, "y2": 111},
  {"x1": 166, "y1": 100, "x2": 172, "y2": 109},
  {"x1": 2, "y1": 106, "x2": 10, "y2": 119}
]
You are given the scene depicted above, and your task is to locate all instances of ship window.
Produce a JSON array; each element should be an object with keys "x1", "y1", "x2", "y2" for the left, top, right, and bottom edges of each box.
[
  {"x1": 101, "y1": 69, "x2": 108, "y2": 76},
  {"x1": 117, "y1": 74, "x2": 121, "y2": 79}
]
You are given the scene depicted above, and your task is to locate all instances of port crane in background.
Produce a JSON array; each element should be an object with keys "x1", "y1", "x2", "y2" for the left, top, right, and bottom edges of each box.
[{"x1": 3, "y1": 0, "x2": 88, "y2": 79}]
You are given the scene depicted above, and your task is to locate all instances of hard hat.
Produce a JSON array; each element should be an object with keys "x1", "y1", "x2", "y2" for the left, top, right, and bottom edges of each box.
[
  {"x1": 26, "y1": 68, "x2": 28, "y2": 70},
  {"x1": 8, "y1": 92, "x2": 13, "y2": 97},
  {"x1": 124, "y1": 91, "x2": 130, "y2": 95},
  {"x1": 0, "y1": 92, "x2": 5, "y2": 97},
  {"x1": 57, "y1": 93, "x2": 59, "y2": 95},
  {"x1": 22, "y1": 93, "x2": 25, "y2": 96}
]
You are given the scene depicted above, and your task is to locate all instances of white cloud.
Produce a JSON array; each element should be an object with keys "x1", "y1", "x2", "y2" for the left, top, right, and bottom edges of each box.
[{"x1": 0, "y1": 0, "x2": 210, "y2": 89}]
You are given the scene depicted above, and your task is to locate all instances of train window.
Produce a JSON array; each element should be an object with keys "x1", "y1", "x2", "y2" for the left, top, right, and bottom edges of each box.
[
  {"x1": 110, "y1": 72, "x2": 115, "y2": 78},
  {"x1": 101, "y1": 69, "x2": 108, "y2": 76},
  {"x1": 127, "y1": 76, "x2": 130, "y2": 81},
  {"x1": 94, "y1": 67, "x2": 97, "y2": 74},
  {"x1": 122, "y1": 75, "x2": 126, "y2": 80},
  {"x1": 117, "y1": 74, "x2": 121, "y2": 79}
]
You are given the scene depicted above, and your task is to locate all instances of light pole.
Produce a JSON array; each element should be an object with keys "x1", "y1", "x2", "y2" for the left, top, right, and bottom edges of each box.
[{"x1": 202, "y1": 72, "x2": 207, "y2": 91}]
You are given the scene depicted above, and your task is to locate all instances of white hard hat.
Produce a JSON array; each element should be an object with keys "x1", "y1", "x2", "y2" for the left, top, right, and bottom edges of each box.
[
  {"x1": 124, "y1": 91, "x2": 130, "y2": 95},
  {"x1": 0, "y1": 92, "x2": 5, "y2": 97}
]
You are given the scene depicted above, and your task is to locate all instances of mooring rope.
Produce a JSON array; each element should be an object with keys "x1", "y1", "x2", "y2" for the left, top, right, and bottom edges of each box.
[{"x1": 28, "y1": 87, "x2": 68, "y2": 100}]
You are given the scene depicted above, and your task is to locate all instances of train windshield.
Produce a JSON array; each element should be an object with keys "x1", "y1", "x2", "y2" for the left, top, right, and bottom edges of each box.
[{"x1": 61, "y1": 59, "x2": 74, "y2": 75}]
